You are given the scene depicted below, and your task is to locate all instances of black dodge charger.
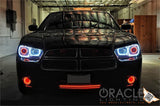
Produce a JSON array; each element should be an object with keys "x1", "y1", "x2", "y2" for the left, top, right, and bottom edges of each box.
[{"x1": 16, "y1": 11, "x2": 142, "y2": 94}]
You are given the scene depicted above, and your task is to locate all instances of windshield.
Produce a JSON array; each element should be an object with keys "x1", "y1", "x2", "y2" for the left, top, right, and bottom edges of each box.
[{"x1": 39, "y1": 11, "x2": 120, "y2": 30}]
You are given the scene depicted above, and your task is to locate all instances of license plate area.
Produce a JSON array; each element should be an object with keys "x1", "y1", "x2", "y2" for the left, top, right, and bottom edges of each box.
[{"x1": 67, "y1": 74, "x2": 90, "y2": 84}]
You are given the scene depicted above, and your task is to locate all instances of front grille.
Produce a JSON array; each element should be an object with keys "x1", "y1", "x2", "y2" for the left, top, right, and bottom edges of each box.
[
  {"x1": 81, "y1": 59, "x2": 116, "y2": 71},
  {"x1": 80, "y1": 48, "x2": 113, "y2": 57},
  {"x1": 41, "y1": 59, "x2": 77, "y2": 71},
  {"x1": 45, "y1": 48, "x2": 77, "y2": 58},
  {"x1": 42, "y1": 48, "x2": 116, "y2": 71}
]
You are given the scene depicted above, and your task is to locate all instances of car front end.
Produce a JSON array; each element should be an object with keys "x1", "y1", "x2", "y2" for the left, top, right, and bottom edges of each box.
[
  {"x1": 16, "y1": 11, "x2": 142, "y2": 94},
  {"x1": 17, "y1": 42, "x2": 142, "y2": 93}
]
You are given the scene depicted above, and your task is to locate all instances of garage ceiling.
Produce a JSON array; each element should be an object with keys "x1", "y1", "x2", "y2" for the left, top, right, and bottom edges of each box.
[{"x1": 31, "y1": 0, "x2": 132, "y2": 11}]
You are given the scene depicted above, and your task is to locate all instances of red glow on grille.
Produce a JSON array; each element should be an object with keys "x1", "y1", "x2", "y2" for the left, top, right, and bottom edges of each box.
[
  {"x1": 130, "y1": 47, "x2": 137, "y2": 54},
  {"x1": 127, "y1": 76, "x2": 136, "y2": 84},
  {"x1": 59, "y1": 84, "x2": 101, "y2": 89},
  {"x1": 23, "y1": 77, "x2": 31, "y2": 85},
  {"x1": 21, "y1": 48, "x2": 28, "y2": 55}
]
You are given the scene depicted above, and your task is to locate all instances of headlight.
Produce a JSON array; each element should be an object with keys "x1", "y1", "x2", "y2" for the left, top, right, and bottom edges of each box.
[
  {"x1": 18, "y1": 45, "x2": 43, "y2": 62},
  {"x1": 114, "y1": 44, "x2": 140, "y2": 62}
]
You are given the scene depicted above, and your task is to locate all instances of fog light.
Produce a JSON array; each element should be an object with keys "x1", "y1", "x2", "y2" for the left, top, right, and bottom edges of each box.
[
  {"x1": 23, "y1": 77, "x2": 31, "y2": 85},
  {"x1": 127, "y1": 76, "x2": 136, "y2": 84}
]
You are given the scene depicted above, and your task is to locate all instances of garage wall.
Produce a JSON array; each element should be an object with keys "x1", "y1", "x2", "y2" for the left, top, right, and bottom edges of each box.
[
  {"x1": 25, "y1": 0, "x2": 39, "y2": 34},
  {"x1": 0, "y1": 0, "x2": 21, "y2": 58},
  {"x1": 157, "y1": 0, "x2": 160, "y2": 52},
  {"x1": 24, "y1": 0, "x2": 49, "y2": 34},
  {"x1": 116, "y1": 0, "x2": 160, "y2": 52}
]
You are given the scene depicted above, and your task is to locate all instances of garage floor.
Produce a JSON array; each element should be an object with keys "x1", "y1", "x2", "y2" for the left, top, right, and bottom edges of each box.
[{"x1": 0, "y1": 54, "x2": 160, "y2": 105}]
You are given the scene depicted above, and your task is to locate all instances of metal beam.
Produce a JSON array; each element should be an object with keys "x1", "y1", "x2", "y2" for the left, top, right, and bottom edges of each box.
[
  {"x1": 32, "y1": 0, "x2": 57, "y2": 2},
  {"x1": 39, "y1": 4, "x2": 128, "y2": 8}
]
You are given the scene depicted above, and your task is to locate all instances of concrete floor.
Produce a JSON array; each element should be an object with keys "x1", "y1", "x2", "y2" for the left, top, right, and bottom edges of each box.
[{"x1": 0, "y1": 54, "x2": 160, "y2": 105}]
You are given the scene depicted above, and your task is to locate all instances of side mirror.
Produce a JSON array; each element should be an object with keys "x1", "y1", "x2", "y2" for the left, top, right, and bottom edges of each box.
[
  {"x1": 28, "y1": 25, "x2": 37, "y2": 31},
  {"x1": 121, "y1": 24, "x2": 131, "y2": 30}
]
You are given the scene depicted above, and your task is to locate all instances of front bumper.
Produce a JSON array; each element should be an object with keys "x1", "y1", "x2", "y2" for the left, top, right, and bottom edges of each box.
[{"x1": 16, "y1": 55, "x2": 142, "y2": 91}]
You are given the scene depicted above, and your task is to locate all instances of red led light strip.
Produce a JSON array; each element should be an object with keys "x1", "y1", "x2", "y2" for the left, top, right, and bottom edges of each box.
[{"x1": 59, "y1": 84, "x2": 101, "y2": 89}]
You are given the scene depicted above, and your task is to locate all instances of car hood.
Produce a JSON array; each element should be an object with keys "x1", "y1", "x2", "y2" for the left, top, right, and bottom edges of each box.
[{"x1": 20, "y1": 29, "x2": 138, "y2": 50}]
